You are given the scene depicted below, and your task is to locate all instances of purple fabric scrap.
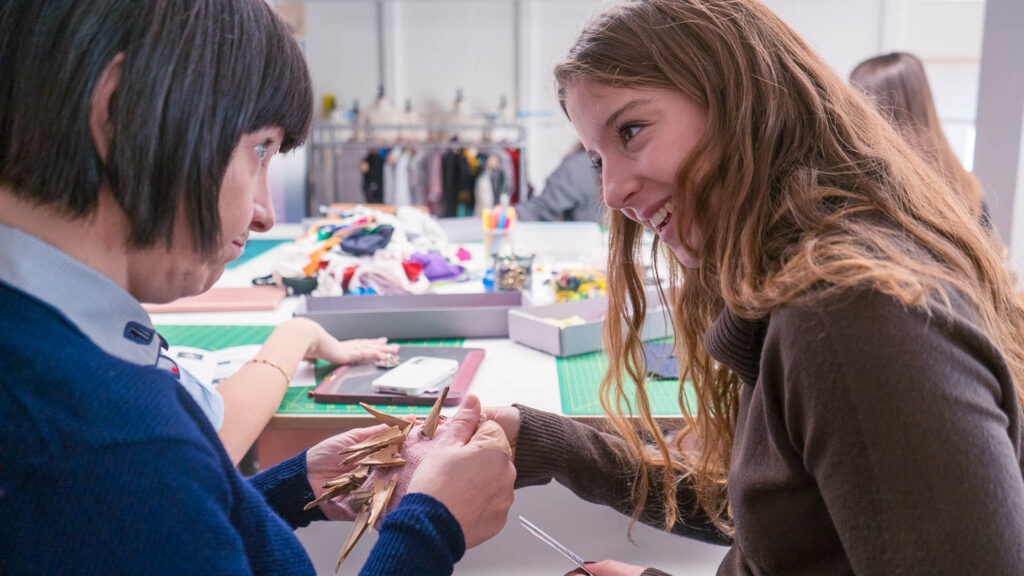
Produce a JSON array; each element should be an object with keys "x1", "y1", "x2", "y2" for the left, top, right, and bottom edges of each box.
[{"x1": 409, "y1": 252, "x2": 466, "y2": 281}]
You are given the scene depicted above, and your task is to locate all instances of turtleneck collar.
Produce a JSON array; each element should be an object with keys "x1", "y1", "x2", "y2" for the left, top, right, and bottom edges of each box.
[{"x1": 704, "y1": 305, "x2": 769, "y2": 386}]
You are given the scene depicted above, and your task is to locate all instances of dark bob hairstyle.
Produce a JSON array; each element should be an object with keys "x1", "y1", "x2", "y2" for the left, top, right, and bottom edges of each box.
[{"x1": 0, "y1": 0, "x2": 314, "y2": 254}]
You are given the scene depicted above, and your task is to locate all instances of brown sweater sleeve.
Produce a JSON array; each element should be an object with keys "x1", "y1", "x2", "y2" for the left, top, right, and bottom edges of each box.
[
  {"x1": 512, "y1": 405, "x2": 730, "y2": 546},
  {"x1": 762, "y1": 289, "x2": 1024, "y2": 574}
]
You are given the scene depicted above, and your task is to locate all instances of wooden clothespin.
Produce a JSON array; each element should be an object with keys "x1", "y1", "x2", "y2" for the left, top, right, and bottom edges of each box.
[
  {"x1": 420, "y1": 385, "x2": 450, "y2": 438},
  {"x1": 324, "y1": 387, "x2": 452, "y2": 572}
]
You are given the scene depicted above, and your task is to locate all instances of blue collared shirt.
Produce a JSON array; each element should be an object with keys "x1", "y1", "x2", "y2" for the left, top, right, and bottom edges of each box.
[{"x1": 0, "y1": 223, "x2": 224, "y2": 429}]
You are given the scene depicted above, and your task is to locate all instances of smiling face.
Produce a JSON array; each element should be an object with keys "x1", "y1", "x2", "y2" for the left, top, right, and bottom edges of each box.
[
  {"x1": 565, "y1": 80, "x2": 708, "y2": 267},
  {"x1": 127, "y1": 128, "x2": 284, "y2": 303}
]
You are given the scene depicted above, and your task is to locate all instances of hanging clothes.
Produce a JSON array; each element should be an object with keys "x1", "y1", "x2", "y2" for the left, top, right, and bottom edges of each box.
[
  {"x1": 505, "y1": 147, "x2": 521, "y2": 204},
  {"x1": 491, "y1": 148, "x2": 514, "y2": 199},
  {"x1": 441, "y1": 149, "x2": 459, "y2": 217},
  {"x1": 479, "y1": 151, "x2": 509, "y2": 209},
  {"x1": 474, "y1": 169, "x2": 494, "y2": 216},
  {"x1": 441, "y1": 149, "x2": 473, "y2": 217},
  {"x1": 307, "y1": 122, "x2": 526, "y2": 218},
  {"x1": 317, "y1": 146, "x2": 334, "y2": 207},
  {"x1": 394, "y1": 149, "x2": 412, "y2": 207},
  {"x1": 336, "y1": 145, "x2": 366, "y2": 203},
  {"x1": 460, "y1": 148, "x2": 481, "y2": 216},
  {"x1": 408, "y1": 148, "x2": 430, "y2": 207},
  {"x1": 382, "y1": 147, "x2": 401, "y2": 205},
  {"x1": 361, "y1": 149, "x2": 385, "y2": 204},
  {"x1": 474, "y1": 154, "x2": 507, "y2": 216},
  {"x1": 427, "y1": 150, "x2": 444, "y2": 216}
]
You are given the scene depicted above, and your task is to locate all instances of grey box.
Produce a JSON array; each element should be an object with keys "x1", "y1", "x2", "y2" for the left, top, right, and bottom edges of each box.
[
  {"x1": 293, "y1": 292, "x2": 523, "y2": 340},
  {"x1": 508, "y1": 295, "x2": 672, "y2": 357}
]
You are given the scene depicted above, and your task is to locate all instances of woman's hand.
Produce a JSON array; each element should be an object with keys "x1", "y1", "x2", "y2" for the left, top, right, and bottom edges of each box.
[
  {"x1": 305, "y1": 395, "x2": 517, "y2": 548},
  {"x1": 305, "y1": 424, "x2": 392, "y2": 521},
  {"x1": 408, "y1": 395, "x2": 516, "y2": 548},
  {"x1": 482, "y1": 405, "x2": 521, "y2": 456},
  {"x1": 291, "y1": 317, "x2": 399, "y2": 365},
  {"x1": 319, "y1": 336, "x2": 399, "y2": 365}
]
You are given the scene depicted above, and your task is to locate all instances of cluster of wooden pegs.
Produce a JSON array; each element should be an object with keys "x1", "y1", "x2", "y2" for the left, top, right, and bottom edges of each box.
[{"x1": 304, "y1": 386, "x2": 450, "y2": 571}]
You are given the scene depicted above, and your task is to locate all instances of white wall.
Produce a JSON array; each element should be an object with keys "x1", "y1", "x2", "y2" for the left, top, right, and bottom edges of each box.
[
  {"x1": 274, "y1": 0, "x2": 987, "y2": 218},
  {"x1": 304, "y1": 1, "x2": 380, "y2": 116},
  {"x1": 888, "y1": 0, "x2": 986, "y2": 168},
  {"x1": 767, "y1": 0, "x2": 885, "y2": 76},
  {"x1": 398, "y1": 2, "x2": 517, "y2": 119},
  {"x1": 973, "y1": 0, "x2": 1024, "y2": 261}
]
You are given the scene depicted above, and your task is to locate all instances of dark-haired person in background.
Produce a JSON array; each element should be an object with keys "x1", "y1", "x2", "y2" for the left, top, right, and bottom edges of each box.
[{"x1": 0, "y1": 1, "x2": 513, "y2": 574}]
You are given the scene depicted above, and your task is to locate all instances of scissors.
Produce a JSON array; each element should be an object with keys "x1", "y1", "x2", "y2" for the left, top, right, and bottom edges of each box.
[{"x1": 519, "y1": 515, "x2": 594, "y2": 576}]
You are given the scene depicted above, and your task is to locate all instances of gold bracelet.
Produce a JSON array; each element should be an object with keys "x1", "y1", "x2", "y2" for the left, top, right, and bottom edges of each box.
[{"x1": 246, "y1": 358, "x2": 291, "y2": 386}]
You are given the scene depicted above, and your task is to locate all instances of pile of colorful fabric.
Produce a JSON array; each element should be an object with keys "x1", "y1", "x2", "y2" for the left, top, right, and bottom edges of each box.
[{"x1": 272, "y1": 206, "x2": 471, "y2": 296}]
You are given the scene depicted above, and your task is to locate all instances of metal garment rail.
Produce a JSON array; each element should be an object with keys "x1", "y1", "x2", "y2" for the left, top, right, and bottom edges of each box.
[{"x1": 305, "y1": 122, "x2": 528, "y2": 216}]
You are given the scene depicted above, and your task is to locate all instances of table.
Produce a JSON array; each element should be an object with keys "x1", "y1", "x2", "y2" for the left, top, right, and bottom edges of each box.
[
  {"x1": 151, "y1": 221, "x2": 683, "y2": 469},
  {"x1": 149, "y1": 222, "x2": 724, "y2": 574}
]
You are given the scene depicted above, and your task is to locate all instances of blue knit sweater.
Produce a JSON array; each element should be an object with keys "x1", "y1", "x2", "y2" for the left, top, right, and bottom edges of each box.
[{"x1": 0, "y1": 282, "x2": 464, "y2": 574}]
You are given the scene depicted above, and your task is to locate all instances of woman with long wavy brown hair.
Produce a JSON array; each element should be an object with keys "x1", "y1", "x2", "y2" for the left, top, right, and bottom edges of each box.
[{"x1": 485, "y1": 0, "x2": 1024, "y2": 574}]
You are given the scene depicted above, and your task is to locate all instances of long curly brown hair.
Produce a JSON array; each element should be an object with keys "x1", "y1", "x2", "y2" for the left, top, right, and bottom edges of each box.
[{"x1": 554, "y1": 0, "x2": 1020, "y2": 535}]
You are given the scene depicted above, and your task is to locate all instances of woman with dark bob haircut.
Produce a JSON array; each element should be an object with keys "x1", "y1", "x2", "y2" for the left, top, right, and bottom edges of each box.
[
  {"x1": 485, "y1": 0, "x2": 1024, "y2": 574},
  {"x1": 0, "y1": 1, "x2": 514, "y2": 573}
]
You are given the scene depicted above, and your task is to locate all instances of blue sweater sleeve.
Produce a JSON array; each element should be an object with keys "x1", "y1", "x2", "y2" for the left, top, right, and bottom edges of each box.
[
  {"x1": 360, "y1": 493, "x2": 466, "y2": 576},
  {"x1": 2, "y1": 440, "x2": 252, "y2": 575},
  {"x1": 249, "y1": 450, "x2": 326, "y2": 528}
]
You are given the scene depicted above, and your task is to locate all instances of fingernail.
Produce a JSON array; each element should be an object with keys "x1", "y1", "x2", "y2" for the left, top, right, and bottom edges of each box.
[{"x1": 460, "y1": 394, "x2": 479, "y2": 410}]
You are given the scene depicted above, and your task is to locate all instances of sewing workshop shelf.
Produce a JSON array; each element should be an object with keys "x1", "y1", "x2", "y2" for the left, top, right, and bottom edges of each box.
[
  {"x1": 508, "y1": 294, "x2": 672, "y2": 357},
  {"x1": 293, "y1": 292, "x2": 523, "y2": 340}
]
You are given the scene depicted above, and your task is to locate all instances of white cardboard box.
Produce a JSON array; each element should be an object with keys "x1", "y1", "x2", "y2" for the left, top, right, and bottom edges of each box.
[{"x1": 508, "y1": 294, "x2": 672, "y2": 357}]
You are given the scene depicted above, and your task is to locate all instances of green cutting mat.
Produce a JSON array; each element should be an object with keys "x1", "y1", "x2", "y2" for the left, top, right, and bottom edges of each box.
[
  {"x1": 225, "y1": 238, "x2": 291, "y2": 270},
  {"x1": 556, "y1": 346, "x2": 692, "y2": 416},
  {"x1": 155, "y1": 325, "x2": 691, "y2": 418},
  {"x1": 155, "y1": 324, "x2": 460, "y2": 416}
]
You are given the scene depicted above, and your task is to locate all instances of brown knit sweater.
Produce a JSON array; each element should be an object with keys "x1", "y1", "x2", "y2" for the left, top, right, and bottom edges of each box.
[{"x1": 513, "y1": 288, "x2": 1024, "y2": 574}]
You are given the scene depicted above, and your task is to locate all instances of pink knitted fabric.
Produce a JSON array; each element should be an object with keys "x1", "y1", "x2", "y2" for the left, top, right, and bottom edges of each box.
[{"x1": 335, "y1": 420, "x2": 457, "y2": 522}]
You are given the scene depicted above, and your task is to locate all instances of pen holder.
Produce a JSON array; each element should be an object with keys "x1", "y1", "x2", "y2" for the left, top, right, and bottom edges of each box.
[{"x1": 482, "y1": 227, "x2": 513, "y2": 268}]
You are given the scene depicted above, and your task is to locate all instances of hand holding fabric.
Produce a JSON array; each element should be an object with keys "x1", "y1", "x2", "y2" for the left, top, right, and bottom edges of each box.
[
  {"x1": 407, "y1": 395, "x2": 516, "y2": 547},
  {"x1": 306, "y1": 395, "x2": 514, "y2": 548},
  {"x1": 482, "y1": 405, "x2": 521, "y2": 457},
  {"x1": 305, "y1": 424, "x2": 392, "y2": 521}
]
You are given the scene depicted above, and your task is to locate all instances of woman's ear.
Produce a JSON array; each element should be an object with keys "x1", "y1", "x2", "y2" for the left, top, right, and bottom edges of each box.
[{"x1": 89, "y1": 53, "x2": 124, "y2": 162}]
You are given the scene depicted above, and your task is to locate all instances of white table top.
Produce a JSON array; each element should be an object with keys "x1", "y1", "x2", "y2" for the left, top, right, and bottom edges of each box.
[{"x1": 150, "y1": 220, "x2": 605, "y2": 421}]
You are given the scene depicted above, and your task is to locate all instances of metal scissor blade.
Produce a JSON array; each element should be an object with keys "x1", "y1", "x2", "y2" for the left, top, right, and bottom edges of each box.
[{"x1": 519, "y1": 515, "x2": 592, "y2": 575}]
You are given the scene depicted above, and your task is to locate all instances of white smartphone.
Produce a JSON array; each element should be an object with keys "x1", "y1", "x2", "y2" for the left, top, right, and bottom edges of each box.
[{"x1": 371, "y1": 356, "x2": 460, "y2": 395}]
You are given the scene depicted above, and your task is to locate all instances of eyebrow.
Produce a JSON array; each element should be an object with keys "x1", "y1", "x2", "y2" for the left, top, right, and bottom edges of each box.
[{"x1": 604, "y1": 98, "x2": 653, "y2": 132}]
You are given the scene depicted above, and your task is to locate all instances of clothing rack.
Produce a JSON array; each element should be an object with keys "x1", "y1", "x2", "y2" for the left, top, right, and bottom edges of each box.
[{"x1": 306, "y1": 122, "x2": 528, "y2": 217}]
